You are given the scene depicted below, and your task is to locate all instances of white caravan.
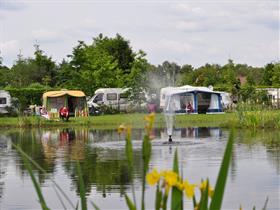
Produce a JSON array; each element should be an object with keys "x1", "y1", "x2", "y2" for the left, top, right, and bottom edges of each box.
[
  {"x1": 0, "y1": 90, "x2": 12, "y2": 114},
  {"x1": 87, "y1": 88, "x2": 130, "y2": 111}
]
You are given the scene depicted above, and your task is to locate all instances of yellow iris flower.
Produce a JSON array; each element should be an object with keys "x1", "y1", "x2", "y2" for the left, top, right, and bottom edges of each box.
[
  {"x1": 146, "y1": 169, "x2": 161, "y2": 186},
  {"x1": 199, "y1": 180, "x2": 214, "y2": 197},
  {"x1": 162, "y1": 170, "x2": 178, "y2": 187},
  {"x1": 183, "y1": 180, "x2": 195, "y2": 199},
  {"x1": 144, "y1": 112, "x2": 155, "y2": 134},
  {"x1": 144, "y1": 112, "x2": 155, "y2": 123},
  {"x1": 117, "y1": 124, "x2": 127, "y2": 134}
]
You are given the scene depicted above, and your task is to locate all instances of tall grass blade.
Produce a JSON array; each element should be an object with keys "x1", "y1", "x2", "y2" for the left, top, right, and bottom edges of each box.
[
  {"x1": 141, "y1": 135, "x2": 151, "y2": 210},
  {"x1": 90, "y1": 201, "x2": 101, "y2": 210},
  {"x1": 192, "y1": 195, "x2": 197, "y2": 208},
  {"x1": 155, "y1": 184, "x2": 162, "y2": 210},
  {"x1": 162, "y1": 194, "x2": 168, "y2": 210},
  {"x1": 14, "y1": 144, "x2": 50, "y2": 210},
  {"x1": 209, "y1": 129, "x2": 234, "y2": 210},
  {"x1": 125, "y1": 194, "x2": 137, "y2": 210},
  {"x1": 261, "y1": 197, "x2": 269, "y2": 210},
  {"x1": 76, "y1": 161, "x2": 87, "y2": 210},
  {"x1": 125, "y1": 133, "x2": 137, "y2": 207},
  {"x1": 171, "y1": 149, "x2": 183, "y2": 210},
  {"x1": 200, "y1": 179, "x2": 209, "y2": 210},
  {"x1": 11, "y1": 142, "x2": 76, "y2": 209}
]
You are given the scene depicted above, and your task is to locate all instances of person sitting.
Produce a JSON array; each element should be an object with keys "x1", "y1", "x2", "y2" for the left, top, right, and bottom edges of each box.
[
  {"x1": 187, "y1": 102, "x2": 194, "y2": 113},
  {"x1": 59, "y1": 106, "x2": 69, "y2": 121}
]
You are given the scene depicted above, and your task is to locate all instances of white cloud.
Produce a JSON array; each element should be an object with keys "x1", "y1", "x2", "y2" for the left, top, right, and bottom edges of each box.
[
  {"x1": 31, "y1": 29, "x2": 66, "y2": 43},
  {"x1": 175, "y1": 21, "x2": 203, "y2": 32},
  {"x1": 0, "y1": 0, "x2": 26, "y2": 11},
  {"x1": 156, "y1": 39, "x2": 192, "y2": 54},
  {"x1": 0, "y1": 40, "x2": 19, "y2": 56},
  {"x1": 0, "y1": 0, "x2": 278, "y2": 68}
]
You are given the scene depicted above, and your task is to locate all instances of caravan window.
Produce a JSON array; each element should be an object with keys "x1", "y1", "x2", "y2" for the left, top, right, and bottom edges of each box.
[
  {"x1": 93, "y1": 93, "x2": 104, "y2": 102},
  {"x1": 107, "y1": 93, "x2": 117, "y2": 100},
  {"x1": 0, "y1": 98, "x2": 7, "y2": 105},
  {"x1": 120, "y1": 92, "x2": 129, "y2": 99}
]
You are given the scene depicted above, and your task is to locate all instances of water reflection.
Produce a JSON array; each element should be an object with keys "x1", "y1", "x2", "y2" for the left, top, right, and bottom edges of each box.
[
  {"x1": 0, "y1": 134, "x2": 10, "y2": 202},
  {"x1": 235, "y1": 129, "x2": 280, "y2": 174},
  {"x1": 0, "y1": 127, "x2": 279, "y2": 209},
  {"x1": 40, "y1": 128, "x2": 139, "y2": 196}
]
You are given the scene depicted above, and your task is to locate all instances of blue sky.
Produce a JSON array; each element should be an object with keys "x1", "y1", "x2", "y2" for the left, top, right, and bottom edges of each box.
[{"x1": 0, "y1": 0, "x2": 279, "y2": 68}]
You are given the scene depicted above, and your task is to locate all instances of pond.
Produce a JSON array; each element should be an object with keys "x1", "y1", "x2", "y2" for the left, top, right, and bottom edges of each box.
[{"x1": 0, "y1": 127, "x2": 279, "y2": 210}]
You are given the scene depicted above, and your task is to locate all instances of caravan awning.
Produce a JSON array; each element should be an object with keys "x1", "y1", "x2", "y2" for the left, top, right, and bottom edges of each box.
[{"x1": 43, "y1": 90, "x2": 86, "y2": 99}]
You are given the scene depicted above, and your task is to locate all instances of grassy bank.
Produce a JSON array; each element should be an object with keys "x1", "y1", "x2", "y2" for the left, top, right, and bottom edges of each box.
[{"x1": 0, "y1": 111, "x2": 279, "y2": 129}]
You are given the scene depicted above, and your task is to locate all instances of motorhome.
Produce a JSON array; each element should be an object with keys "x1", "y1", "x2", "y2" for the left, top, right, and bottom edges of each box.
[
  {"x1": 87, "y1": 88, "x2": 130, "y2": 112},
  {"x1": 160, "y1": 85, "x2": 224, "y2": 114},
  {"x1": 0, "y1": 90, "x2": 12, "y2": 114}
]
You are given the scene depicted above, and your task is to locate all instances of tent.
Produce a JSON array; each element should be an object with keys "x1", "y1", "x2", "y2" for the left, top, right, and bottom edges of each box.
[
  {"x1": 43, "y1": 90, "x2": 88, "y2": 118},
  {"x1": 160, "y1": 85, "x2": 223, "y2": 114}
]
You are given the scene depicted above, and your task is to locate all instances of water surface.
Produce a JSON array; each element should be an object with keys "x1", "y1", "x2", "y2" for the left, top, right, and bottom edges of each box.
[{"x1": 0, "y1": 127, "x2": 279, "y2": 210}]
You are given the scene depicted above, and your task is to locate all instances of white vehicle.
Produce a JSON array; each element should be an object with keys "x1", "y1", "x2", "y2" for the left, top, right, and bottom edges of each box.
[
  {"x1": 0, "y1": 90, "x2": 12, "y2": 114},
  {"x1": 87, "y1": 88, "x2": 130, "y2": 111}
]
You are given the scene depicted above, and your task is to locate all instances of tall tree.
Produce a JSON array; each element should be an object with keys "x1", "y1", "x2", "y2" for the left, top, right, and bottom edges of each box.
[
  {"x1": 0, "y1": 56, "x2": 10, "y2": 88},
  {"x1": 263, "y1": 63, "x2": 274, "y2": 86},
  {"x1": 33, "y1": 44, "x2": 57, "y2": 86},
  {"x1": 8, "y1": 46, "x2": 57, "y2": 88},
  {"x1": 59, "y1": 34, "x2": 146, "y2": 96},
  {"x1": 94, "y1": 33, "x2": 135, "y2": 72},
  {"x1": 272, "y1": 63, "x2": 280, "y2": 86}
]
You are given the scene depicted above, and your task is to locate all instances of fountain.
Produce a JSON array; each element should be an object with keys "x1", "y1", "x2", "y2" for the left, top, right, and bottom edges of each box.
[{"x1": 164, "y1": 91, "x2": 177, "y2": 143}]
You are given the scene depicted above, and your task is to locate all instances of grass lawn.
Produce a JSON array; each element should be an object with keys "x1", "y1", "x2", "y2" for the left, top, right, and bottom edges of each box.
[{"x1": 0, "y1": 112, "x2": 238, "y2": 129}]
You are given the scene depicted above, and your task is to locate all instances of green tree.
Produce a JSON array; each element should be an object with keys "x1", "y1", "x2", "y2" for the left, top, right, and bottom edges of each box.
[
  {"x1": 0, "y1": 56, "x2": 10, "y2": 88},
  {"x1": 94, "y1": 33, "x2": 135, "y2": 72},
  {"x1": 64, "y1": 40, "x2": 121, "y2": 95},
  {"x1": 272, "y1": 63, "x2": 280, "y2": 86},
  {"x1": 178, "y1": 64, "x2": 194, "y2": 85},
  {"x1": 126, "y1": 50, "x2": 149, "y2": 105},
  {"x1": 33, "y1": 44, "x2": 57, "y2": 86},
  {"x1": 60, "y1": 34, "x2": 147, "y2": 96},
  {"x1": 263, "y1": 63, "x2": 274, "y2": 86},
  {"x1": 7, "y1": 46, "x2": 57, "y2": 88}
]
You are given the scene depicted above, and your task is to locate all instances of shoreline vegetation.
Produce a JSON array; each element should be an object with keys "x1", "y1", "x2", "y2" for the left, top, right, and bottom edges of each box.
[{"x1": 0, "y1": 111, "x2": 279, "y2": 129}]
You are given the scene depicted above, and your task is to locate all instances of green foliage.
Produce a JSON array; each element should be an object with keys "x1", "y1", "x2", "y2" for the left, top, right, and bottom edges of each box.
[
  {"x1": 271, "y1": 64, "x2": 280, "y2": 86},
  {"x1": 236, "y1": 108, "x2": 280, "y2": 129},
  {"x1": 5, "y1": 87, "x2": 49, "y2": 111},
  {"x1": 125, "y1": 194, "x2": 137, "y2": 210},
  {"x1": 1, "y1": 34, "x2": 279, "y2": 111},
  {"x1": 5, "y1": 46, "x2": 57, "y2": 88},
  {"x1": 263, "y1": 63, "x2": 274, "y2": 86},
  {"x1": 94, "y1": 33, "x2": 135, "y2": 71}
]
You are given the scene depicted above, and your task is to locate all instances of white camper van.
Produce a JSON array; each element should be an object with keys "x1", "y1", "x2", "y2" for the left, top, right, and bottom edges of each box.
[
  {"x1": 87, "y1": 88, "x2": 130, "y2": 112},
  {"x1": 0, "y1": 90, "x2": 12, "y2": 114}
]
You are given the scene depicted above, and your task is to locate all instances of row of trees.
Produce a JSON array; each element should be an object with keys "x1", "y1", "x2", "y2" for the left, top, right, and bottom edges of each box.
[{"x1": 0, "y1": 33, "x2": 279, "y2": 106}]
